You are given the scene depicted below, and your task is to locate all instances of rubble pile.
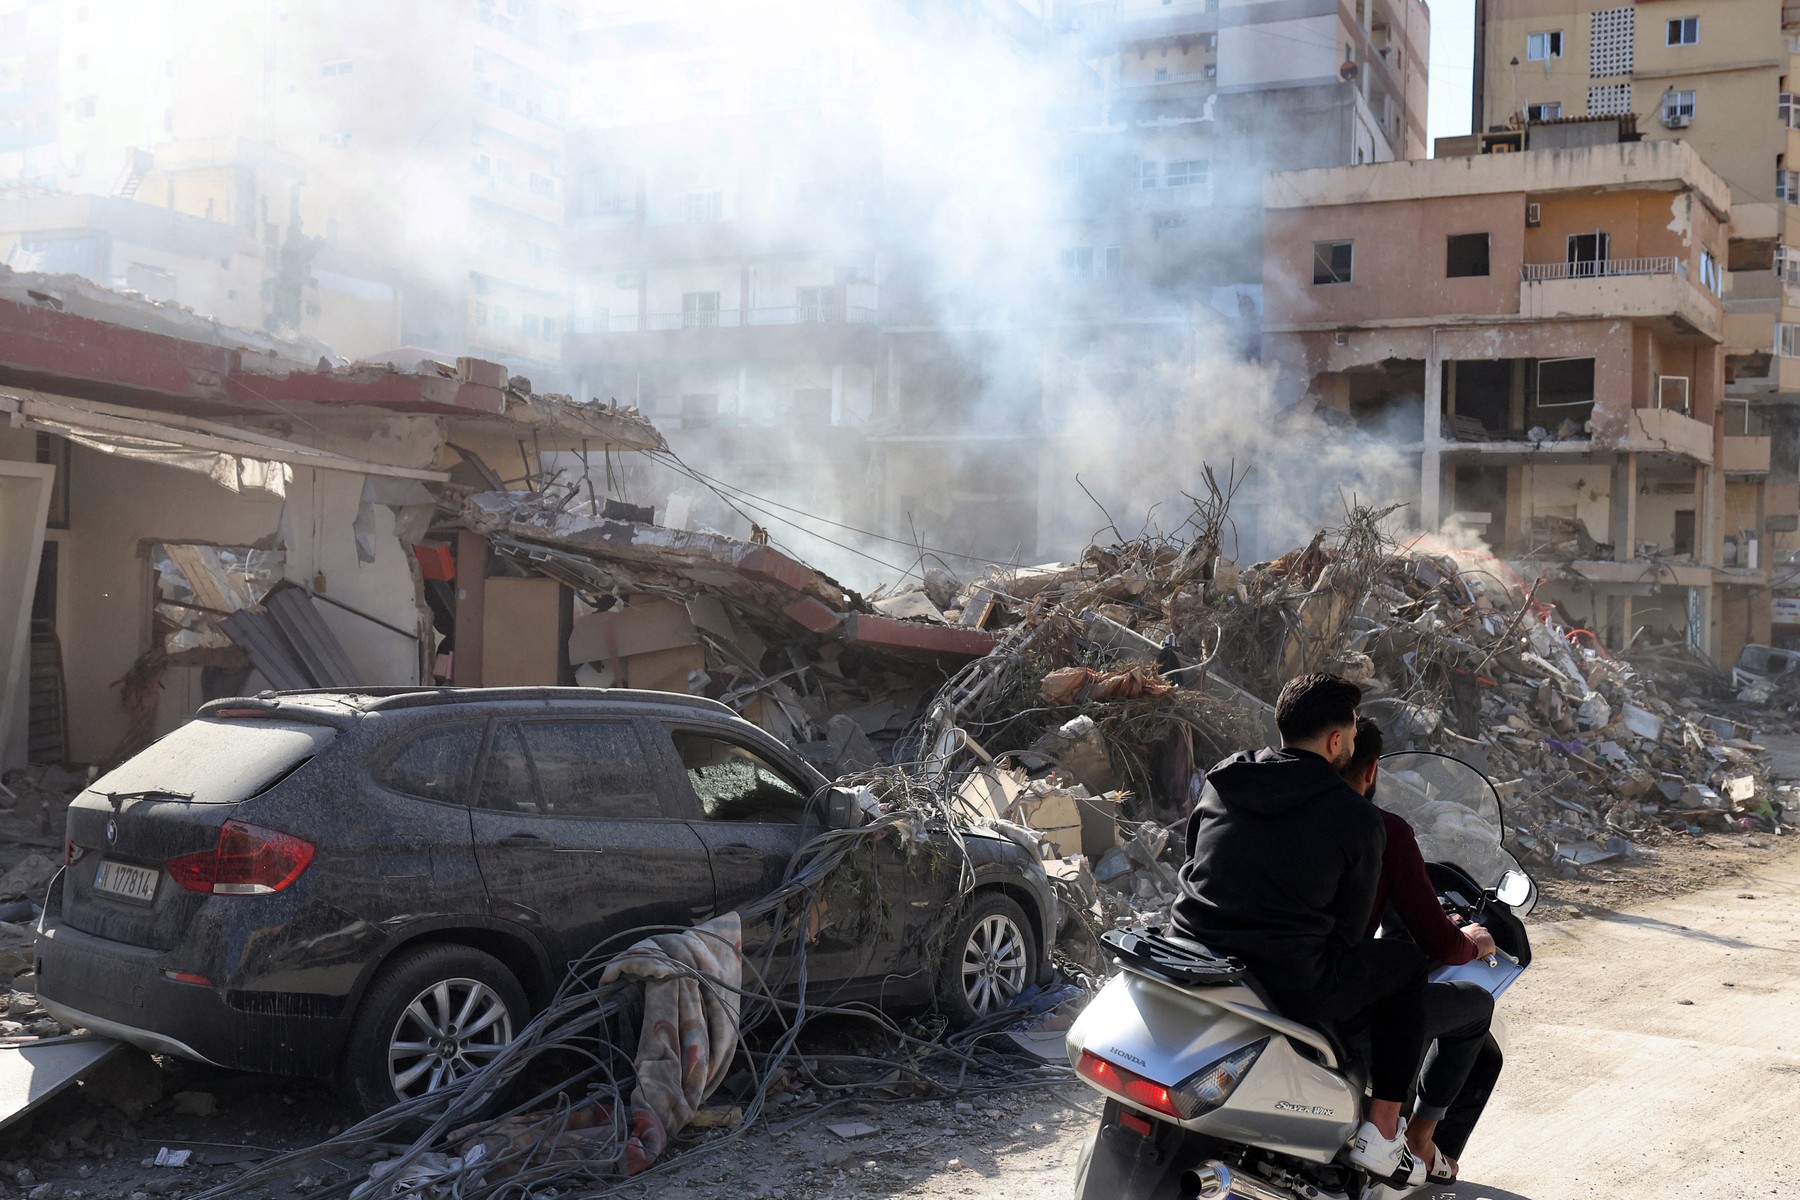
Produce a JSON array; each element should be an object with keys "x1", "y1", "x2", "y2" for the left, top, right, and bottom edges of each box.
[{"x1": 892, "y1": 506, "x2": 1792, "y2": 953}]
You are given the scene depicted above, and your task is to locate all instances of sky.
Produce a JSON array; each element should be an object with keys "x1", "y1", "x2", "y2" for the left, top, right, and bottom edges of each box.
[{"x1": 1427, "y1": 0, "x2": 1477, "y2": 153}]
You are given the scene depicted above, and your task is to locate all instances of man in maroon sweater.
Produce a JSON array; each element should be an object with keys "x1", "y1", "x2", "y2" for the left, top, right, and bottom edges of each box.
[{"x1": 1342, "y1": 718, "x2": 1500, "y2": 1183}]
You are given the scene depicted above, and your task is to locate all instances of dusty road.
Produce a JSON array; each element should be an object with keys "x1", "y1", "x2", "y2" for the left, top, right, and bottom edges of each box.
[{"x1": 684, "y1": 840, "x2": 1800, "y2": 1200}]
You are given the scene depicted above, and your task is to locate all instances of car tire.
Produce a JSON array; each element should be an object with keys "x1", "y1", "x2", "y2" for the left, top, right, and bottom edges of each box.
[
  {"x1": 342, "y1": 943, "x2": 530, "y2": 1117},
  {"x1": 935, "y1": 891, "x2": 1038, "y2": 1027}
]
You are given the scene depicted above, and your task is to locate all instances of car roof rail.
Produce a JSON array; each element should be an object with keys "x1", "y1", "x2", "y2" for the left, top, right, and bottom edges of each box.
[{"x1": 224, "y1": 686, "x2": 741, "y2": 718}]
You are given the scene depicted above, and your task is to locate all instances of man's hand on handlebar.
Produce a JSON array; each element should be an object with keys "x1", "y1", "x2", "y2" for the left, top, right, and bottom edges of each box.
[{"x1": 1461, "y1": 924, "x2": 1497, "y2": 960}]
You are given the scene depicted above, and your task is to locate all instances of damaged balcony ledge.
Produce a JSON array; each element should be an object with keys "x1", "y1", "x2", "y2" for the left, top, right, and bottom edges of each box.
[
  {"x1": 1722, "y1": 435, "x2": 1772, "y2": 474},
  {"x1": 1518, "y1": 268, "x2": 1722, "y2": 343},
  {"x1": 1517, "y1": 557, "x2": 1716, "y2": 588},
  {"x1": 1435, "y1": 408, "x2": 1713, "y2": 464}
]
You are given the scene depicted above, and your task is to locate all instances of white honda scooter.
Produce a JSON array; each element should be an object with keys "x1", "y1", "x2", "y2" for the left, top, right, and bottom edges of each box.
[{"x1": 1068, "y1": 752, "x2": 1537, "y2": 1200}]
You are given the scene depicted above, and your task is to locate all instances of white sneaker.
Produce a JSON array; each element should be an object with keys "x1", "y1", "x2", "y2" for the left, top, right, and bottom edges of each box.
[{"x1": 1347, "y1": 1119, "x2": 1425, "y2": 1186}]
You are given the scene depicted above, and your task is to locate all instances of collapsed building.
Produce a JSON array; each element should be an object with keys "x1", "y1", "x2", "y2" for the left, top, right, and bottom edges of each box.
[
  {"x1": 0, "y1": 264, "x2": 660, "y2": 772},
  {"x1": 1260, "y1": 128, "x2": 1784, "y2": 668}
]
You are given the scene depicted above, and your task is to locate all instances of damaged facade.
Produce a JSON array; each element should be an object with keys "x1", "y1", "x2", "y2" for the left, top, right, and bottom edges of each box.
[
  {"x1": 1260, "y1": 134, "x2": 1768, "y2": 661},
  {"x1": 0, "y1": 269, "x2": 660, "y2": 770}
]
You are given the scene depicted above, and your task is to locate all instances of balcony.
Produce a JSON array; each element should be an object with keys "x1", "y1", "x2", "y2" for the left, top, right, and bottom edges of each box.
[
  {"x1": 1723, "y1": 435, "x2": 1773, "y2": 474},
  {"x1": 568, "y1": 304, "x2": 881, "y2": 366},
  {"x1": 1519, "y1": 257, "x2": 1721, "y2": 341},
  {"x1": 1616, "y1": 406, "x2": 1714, "y2": 463}
]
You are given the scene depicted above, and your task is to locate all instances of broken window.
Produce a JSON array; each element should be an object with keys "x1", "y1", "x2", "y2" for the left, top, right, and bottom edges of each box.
[
  {"x1": 520, "y1": 722, "x2": 660, "y2": 819},
  {"x1": 1526, "y1": 30, "x2": 1562, "y2": 61},
  {"x1": 1446, "y1": 233, "x2": 1491, "y2": 278},
  {"x1": 1526, "y1": 102, "x2": 1562, "y2": 122},
  {"x1": 681, "y1": 291, "x2": 719, "y2": 329},
  {"x1": 1666, "y1": 16, "x2": 1698, "y2": 46},
  {"x1": 1700, "y1": 249, "x2": 1722, "y2": 296},
  {"x1": 674, "y1": 732, "x2": 809, "y2": 824},
  {"x1": 379, "y1": 727, "x2": 480, "y2": 805},
  {"x1": 150, "y1": 543, "x2": 285, "y2": 659},
  {"x1": 1672, "y1": 510, "x2": 1696, "y2": 557},
  {"x1": 1313, "y1": 240, "x2": 1353, "y2": 285}
]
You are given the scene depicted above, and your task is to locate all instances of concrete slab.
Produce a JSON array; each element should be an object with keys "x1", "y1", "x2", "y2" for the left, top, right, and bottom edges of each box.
[{"x1": 0, "y1": 1036, "x2": 122, "y2": 1132}]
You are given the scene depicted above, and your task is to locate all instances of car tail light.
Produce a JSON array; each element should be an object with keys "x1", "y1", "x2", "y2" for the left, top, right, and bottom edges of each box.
[
  {"x1": 167, "y1": 821, "x2": 315, "y2": 895},
  {"x1": 1077, "y1": 1040, "x2": 1267, "y2": 1122}
]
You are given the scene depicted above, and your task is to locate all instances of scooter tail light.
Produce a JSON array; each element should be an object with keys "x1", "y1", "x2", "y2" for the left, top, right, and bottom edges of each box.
[
  {"x1": 1075, "y1": 1050, "x2": 1185, "y2": 1120},
  {"x1": 167, "y1": 821, "x2": 315, "y2": 895}
]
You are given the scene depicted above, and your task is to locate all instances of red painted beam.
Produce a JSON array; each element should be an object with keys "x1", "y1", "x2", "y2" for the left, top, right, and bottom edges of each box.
[
  {"x1": 843, "y1": 614, "x2": 997, "y2": 659},
  {"x1": 0, "y1": 297, "x2": 237, "y2": 399}
]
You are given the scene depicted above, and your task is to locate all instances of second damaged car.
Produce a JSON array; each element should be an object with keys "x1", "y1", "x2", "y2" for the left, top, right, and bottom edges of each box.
[{"x1": 34, "y1": 688, "x2": 1054, "y2": 1113}]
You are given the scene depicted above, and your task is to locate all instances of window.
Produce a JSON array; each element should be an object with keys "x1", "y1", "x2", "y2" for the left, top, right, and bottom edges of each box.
[
  {"x1": 1313, "y1": 240, "x2": 1353, "y2": 285},
  {"x1": 478, "y1": 724, "x2": 535, "y2": 812},
  {"x1": 1138, "y1": 160, "x2": 1159, "y2": 190},
  {"x1": 1780, "y1": 169, "x2": 1800, "y2": 204},
  {"x1": 521, "y1": 313, "x2": 540, "y2": 338},
  {"x1": 1701, "y1": 249, "x2": 1722, "y2": 296},
  {"x1": 577, "y1": 167, "x2": 631, "y2": 217},
  {"x1": 1165, "y1": 160, "x2": 1209, "y2": 189},
  {"x1": 1536, "y1": 357, "x2": 1597, "y2": 408},
  {"x1": 1446, "y1": 233, "x2": 1491, "y2": 278},
  {"x1": 1671, "y1": 510, "x2": 1695, "y2": 557},
  {"x1": 796, "y1": 286, "x2": 835, "y2": 321},
  {"x1": 1590, "y1": 7, "x2": 1634, "y2": 78},
  {"x1": 542, "y1": 317, "x2": 556, "y2": 338},
  {"x1": 379, "y1": 728, "x2": 479, "y2": 804},
  {"x1": 491, "y1": 304, "x2": 510, "y2": 328},
  {"x1": 1204, "y1": 64, "x2": 1217, "y2": 79},
  {"x1": 1526, "y1": 30, "x2": 1562, "y2": 61},
  {"x1": 1777, "y1": 323, "x2": 1800, "y2": 358},
  {"x1": 681, "y1": 291, "x2": 720, "y2": 328},
  {"x1": 1060, "y1": 246, "x2": 1093, "y2": 281},
  {"x1": 1666, "y1": 17, "x2": 1697, "y2": 46},
  {"x1": 1567, "y1": 231, "x2": 1610, "y2": 276},
  {"x1": 475, "y1": 302, "x2": 489, "y2": 327},
  {"x1": 76, "y1": 95, "x2": 95, "y2": 118},
  {"x1": 528, "y1": 172, "x2": 554, "y2": 196},
  {"x1": 673, "y1": 732, "x2": 810, "y2": 824},
  {"x1": 1783, "y1": 93, "x2": 1800, "y2": 129},
  {"x1": 1587, "y1": 83, "x2": 1631, "y2": 116},
  {"x1": 1153, "y1": 68, "x2": 1168, "y2": 81},
  {"x1": 1526, "y1": 102, "x2": 1562, "y2": 122},
  {"x1": 1101, "y1": 245, "x2": 1122, "y2": 279},
  {"x1": 1662, "y1": 89, "x2": 1696, "y2": 122},
  {"x1": 320, "y1": 60, "x2": 354, "y2": 76},
  {"x1": 681, "y1": 189, "x2": 723, "y2": 222},
  {"x1": 517, "y1": 722, "x2": 658, "y2": 819},
  {"x1": 681, "y1": 393, "x2": 719, "y2": 428}
]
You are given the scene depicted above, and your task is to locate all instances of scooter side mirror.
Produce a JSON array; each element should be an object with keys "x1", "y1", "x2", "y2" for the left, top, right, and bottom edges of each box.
[{"x1": 1494, "y1": 870, "x2": 1531, "y2": 909}]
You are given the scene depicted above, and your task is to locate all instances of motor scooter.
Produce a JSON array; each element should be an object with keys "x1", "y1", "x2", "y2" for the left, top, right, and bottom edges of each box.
[{"x1": 1068, "y1": 751, "x2": 1537, "y2": 1200}]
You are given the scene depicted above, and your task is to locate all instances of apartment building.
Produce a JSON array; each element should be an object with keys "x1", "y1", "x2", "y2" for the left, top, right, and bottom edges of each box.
[
  {"x1": 0, "y1": 0, "x2": 574, "y2": 375},
  {"x1": 1472, "y1": 0, "x2": 1800, "y2": 648},
  {"x1": 1260, "y1": 135, "x2": 1770, "y2": 661},
  {"x1": 1063, "y1": 0, "x2": 1431, "y2": 304}
]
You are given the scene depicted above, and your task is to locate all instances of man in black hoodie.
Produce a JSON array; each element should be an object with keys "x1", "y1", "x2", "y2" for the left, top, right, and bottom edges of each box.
[{"x1": 1172, "y1": 673, "x2": 1430, "y2": 1185}]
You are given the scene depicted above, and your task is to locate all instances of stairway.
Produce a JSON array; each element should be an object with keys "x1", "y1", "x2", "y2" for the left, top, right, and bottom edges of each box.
[{"x1": 27, "y1": 619, "x2": 67, "y2": 766}]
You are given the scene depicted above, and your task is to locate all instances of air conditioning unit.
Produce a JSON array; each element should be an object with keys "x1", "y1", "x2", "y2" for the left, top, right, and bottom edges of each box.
[
  {"x1": 1664, "y1": 112, "x2": 1690, "y2": 128},
  {"x1": 1525, "y1": 202, "x2": 1542, "y2": 227}
]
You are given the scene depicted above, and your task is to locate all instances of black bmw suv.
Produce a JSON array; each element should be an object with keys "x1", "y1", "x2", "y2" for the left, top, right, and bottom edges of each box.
[{"x1": 35, "y1": 688, "x2": 1054, "y2": 1113}]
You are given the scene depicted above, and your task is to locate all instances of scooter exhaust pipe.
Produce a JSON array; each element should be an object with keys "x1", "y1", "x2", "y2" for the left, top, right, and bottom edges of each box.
[{"x1": 1181, "y1": 1161, "x2": 1296, "y2": 1200}]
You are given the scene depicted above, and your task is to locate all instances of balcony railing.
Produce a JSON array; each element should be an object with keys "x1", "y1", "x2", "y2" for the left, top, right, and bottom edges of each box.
[
  {"x1": 1521, "y1": 257, "x2": 1686, "y2": 282},
  {"x1": 604, "y1": 305, "x2": 879, "y2": 333}
]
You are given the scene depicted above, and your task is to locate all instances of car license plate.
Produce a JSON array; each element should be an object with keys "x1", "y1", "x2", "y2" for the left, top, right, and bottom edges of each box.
[{"x1": 93, "y1": 860, "x2": 159, "y2": 903}]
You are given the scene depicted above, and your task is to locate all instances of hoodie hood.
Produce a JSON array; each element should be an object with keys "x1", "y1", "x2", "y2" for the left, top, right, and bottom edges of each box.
[{"x1": 1206, "y1": 747, "x2": 1355, "y2": 819}]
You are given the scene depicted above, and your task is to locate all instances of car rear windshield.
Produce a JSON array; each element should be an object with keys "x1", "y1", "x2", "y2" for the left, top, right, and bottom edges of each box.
[{"x1": 88, "y1": 718, "x2": 337, "y2": 805}]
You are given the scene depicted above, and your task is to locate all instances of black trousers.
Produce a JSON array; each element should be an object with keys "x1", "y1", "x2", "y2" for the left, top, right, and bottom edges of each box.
[
  {"x1": 1434, "y1": 1037, "x2": 1503, "y2": 1159},
  {"x1": 1262, "y1": 939, "x2": 1432, "y2": 1105},
  {"x1": 1414, "y1": 980, "x2": 1496, "y2": 1123}
]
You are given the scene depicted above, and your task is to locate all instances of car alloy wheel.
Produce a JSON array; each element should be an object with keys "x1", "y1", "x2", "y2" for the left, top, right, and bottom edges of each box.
[
  {"x1": 961, "y1": 911, "x2": 1028, "y2": 1015},
  {"x1": 387, "y1": 977, "x2": 515, "y2": 1099}
]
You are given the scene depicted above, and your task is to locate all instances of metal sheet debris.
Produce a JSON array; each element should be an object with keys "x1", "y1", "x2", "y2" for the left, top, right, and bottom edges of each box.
[{"x1": 0, "y1": 1036, "x2": 121, "y2": 1132}]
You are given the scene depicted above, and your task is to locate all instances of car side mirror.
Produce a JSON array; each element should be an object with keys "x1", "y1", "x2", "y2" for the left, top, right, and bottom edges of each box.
[
  {"x1": 824, "y1": 786, "x2": 871, "y2": 830},
  {"x1": 1494, "y1": 870, "x2": 1531, "y2": 909}
]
